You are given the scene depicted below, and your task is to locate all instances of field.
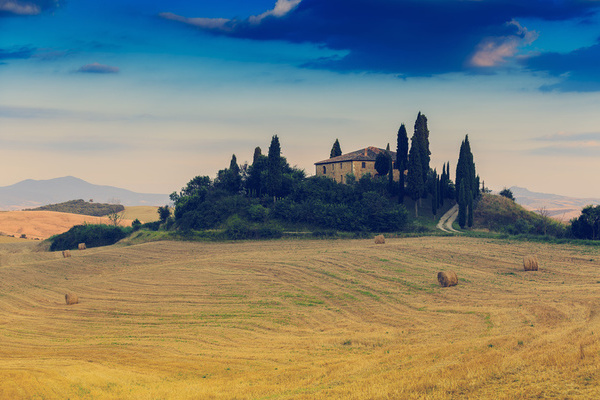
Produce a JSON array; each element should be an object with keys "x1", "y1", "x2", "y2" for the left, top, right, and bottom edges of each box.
[
  {"x1": 121, "y1": 206, "x2": 160, "y2": 223},
  {"x1": 1, "y1": 236, "x2": 599, "y2": 399},
  {"x1": 0, "y1": 211, "x2": 134, "y2": 240}
]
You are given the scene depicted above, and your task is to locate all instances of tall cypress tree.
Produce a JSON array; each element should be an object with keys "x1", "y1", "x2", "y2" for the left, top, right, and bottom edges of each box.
[
  {"x1": 253, "y1": 147, "x2": 262, "y2": 164},
  {"x1": 396, "y1": 124, "x2": 409, "y2": 204},
  {"x1": 414, "y1": 112, "x2": 431, "y2": 184},
  {"x1": 431, "y1": 169, "x2": 438, "y2": 217},
  {"x1": 458, "y1": 180, "x2": 467, "y2": 228},
  {"x1": 267, "y1": 135, "x2": 283, "y2": 201},
  {"x1": 330, "y1": 139, "x2": 342, "y2": 158},
  {"x1": 456, "y1": 135, "x2": 477, "y2": 228},
  {"x1": 406, "y1": 136, "x2": 424, "y2": 218}
]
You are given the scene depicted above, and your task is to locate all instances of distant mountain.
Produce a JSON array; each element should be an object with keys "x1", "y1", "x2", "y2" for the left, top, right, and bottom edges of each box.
[
  {"x1": 0, "y1": 176, "x2": 169, "y2": 211},
  {"x1": 509, "y1": 186, "x2": 600, "y2": 222}
]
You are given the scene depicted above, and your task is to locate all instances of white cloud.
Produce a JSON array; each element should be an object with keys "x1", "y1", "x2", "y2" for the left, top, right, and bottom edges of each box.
[
  {"x1": 249, "y1": 0, "x2": 302, "y2": 24},
  {"x1": 159, "y1": 12, "x2": 231, "y2": 32},
  {"x1": 0, "y1": 0, "x2": 40, "y2": 15},
  {"x1": 160, "y1": 0, "x2": 302, "y2": 31},
  {"x1": 470, "y1": 19, "x2": 538, "y2": 68}
]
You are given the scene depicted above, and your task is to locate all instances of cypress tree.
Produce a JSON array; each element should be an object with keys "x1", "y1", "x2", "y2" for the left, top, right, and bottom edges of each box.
[
  {"x1": 396, "y1": 124, "x2": 409, "y2": 204},
  {"x1": 431, "y1": 169, "x2": 438, "y2": 217},
  {"x1": 330, "y1": 139, "x2": 342, "y2": 158},
  {"x1": 414, "y1": 112, "x2": 431, "y2": 184},
  {"x1": 253, "y1": 147, "x2": 262, "y2": 164},
  {"x1": 467, "y1": 187, "x2": 474, "y2": 227},
  {"x1": 267, "y1": 135, "x2": 283, "y2": 201},
  {"x1": 458, "y1": 180, "x2": 467, "y2": 228},
  {"x1": 406, "y1": 136, "x2": 424, "y2": 218}
]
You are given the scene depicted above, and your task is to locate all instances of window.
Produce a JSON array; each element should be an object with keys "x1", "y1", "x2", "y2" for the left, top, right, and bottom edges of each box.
[
  {"x1": 332, "y1": 164, "x2": 335, "y2": 170},
  {"x1": 323, "y1": 166, "x2": 326, "y2": 174},
  {"x1": 362, "y1": 162, "x2": 366, "y2": 168}
]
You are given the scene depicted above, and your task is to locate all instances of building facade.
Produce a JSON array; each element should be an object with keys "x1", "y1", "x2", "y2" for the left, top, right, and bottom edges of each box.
[{"x1": 314, "y1": 146, "x2": 401, "y2": 183}]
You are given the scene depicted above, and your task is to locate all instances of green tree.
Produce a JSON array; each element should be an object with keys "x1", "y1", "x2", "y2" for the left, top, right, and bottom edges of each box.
[
  {"x1": 375, "y1": 152, "x2": 390, "y2": 176},
  {"x1": 330, "y1": 139, "x2": 342, "y2": 158},
  {"x1": 406, "y1": 136, "x2": 424, "y2": 217},
  {"x1": 431, "y1": 169, "x2": 438, "y2": 217},
  {"x1": 414, "y1": 112, "x2": 431, "y2": 184},
  {"x1": 458, "y1": 180, "x2": 467, "y2": 228},
  {"x1": 267, "y1": 135, "x2": 283, "y2": 200},
  {"x1": 396, "y1": 124, "x2": 409, "y2": 203},
  {"x1": 158, "y1": 205, "x2": 171, "y2": 222},
  {"x1": 253, "y1": 147, "x2": 262, "y2": 164},
  {"x1": 499, "y1": 188, "x2": 515, "y2": 201}
]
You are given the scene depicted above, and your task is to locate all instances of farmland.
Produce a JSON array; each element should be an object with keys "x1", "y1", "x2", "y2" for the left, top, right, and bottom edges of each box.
[{"x1": 0, "y1": 237, "x2": 599, "y2": 399}]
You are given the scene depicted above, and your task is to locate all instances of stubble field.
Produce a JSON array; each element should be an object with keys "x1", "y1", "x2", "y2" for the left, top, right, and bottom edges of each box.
[{"x1": 0, "y1": 236, "x2": 599, "y2": 399}]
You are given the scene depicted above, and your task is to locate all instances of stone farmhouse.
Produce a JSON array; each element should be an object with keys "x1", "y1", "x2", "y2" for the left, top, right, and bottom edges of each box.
[{"x1": 314, "y1": 146, "x2": 401, "y2": 184}]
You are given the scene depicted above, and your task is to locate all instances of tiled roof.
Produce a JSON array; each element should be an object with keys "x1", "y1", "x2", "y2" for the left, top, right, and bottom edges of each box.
[{"x1": 315, "y1": 146, "x2": 396, "y2": 165}]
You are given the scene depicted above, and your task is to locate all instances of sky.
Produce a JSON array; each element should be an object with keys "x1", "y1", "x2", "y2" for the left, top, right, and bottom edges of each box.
[{"x1": 1, "y1": 0, "x2": 600, "y2": 198}]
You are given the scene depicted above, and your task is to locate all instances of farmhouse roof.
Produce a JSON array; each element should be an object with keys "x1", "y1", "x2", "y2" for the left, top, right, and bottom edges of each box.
[{"x1": 315, "y1": 146, "x2": 396, "y2": 165}]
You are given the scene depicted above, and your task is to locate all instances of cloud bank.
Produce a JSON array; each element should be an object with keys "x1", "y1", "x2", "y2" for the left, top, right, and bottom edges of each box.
[
  {"x1": 77, "y1": 63, "x2": 119, "y2": 74},
  {"x1": 0, "y1": 0, "x2": 64, "y2": 16},
  {"x1": 161, "y1": 0, "x2": 600, "y2": 89}
]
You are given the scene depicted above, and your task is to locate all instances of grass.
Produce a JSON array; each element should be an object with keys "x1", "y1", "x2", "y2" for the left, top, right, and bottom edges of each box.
[{"x1": 1, "y1": 236, "x2": 600, "y2": 399}]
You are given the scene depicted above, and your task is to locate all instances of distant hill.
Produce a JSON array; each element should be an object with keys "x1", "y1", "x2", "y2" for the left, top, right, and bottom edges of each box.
[
  {"x1": 474, "y1": 193, "x2": 567, "y2": 236},
  {"x1": 25, "y1": 199, "x2": 125, "y2": 216},
  {"x1": 0, "y1": 176, "x2": 169, "y2": 211},
  {"x1": 509, "y1": 186, "x2": 600, "y2": 222}
]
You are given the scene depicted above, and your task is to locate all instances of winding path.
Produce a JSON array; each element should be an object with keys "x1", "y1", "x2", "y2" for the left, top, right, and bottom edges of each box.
[{"x1": 437, "y1": 204, "x2": 461, "y2": 233}]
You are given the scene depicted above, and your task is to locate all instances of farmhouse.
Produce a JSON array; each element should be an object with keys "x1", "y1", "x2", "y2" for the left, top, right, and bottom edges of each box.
[{"x1": 314, "y1": 146, "x2": 401, "y2": 183}]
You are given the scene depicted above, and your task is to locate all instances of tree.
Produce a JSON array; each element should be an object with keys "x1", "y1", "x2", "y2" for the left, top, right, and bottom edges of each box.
[
  {"x1": 571, "y1": 205, "x2": 600, "y2": 240},
  {"x1": 375, "y1": 152, "x2": 390, "y2": 176},
  {"x1": 267, "y1": 135, "x2": 283, "y2": 200},
  {"x1": 253, "y1": 147, "x2": 262, "y2": 164},
  {"x1": 499, "y1": 188, "x2": 515, "y2": 201},
  {"x1": 431, "y1": 169, "x2": 438, "y2": 217},
  {"x1": 406, "y1": 136, "x2": 424, "y2": 217},
  {"x1": 330, "y1": 139, "x2": 342, "y2": 158},
  {"x1": 458, "y1": 180, "x2": 466, "y2": 228},
  {"x1": 158, "y1": 205, "x2": 171, "y2": 223},
  {"x1": 414, "y1": 112, "x2": 431, "y2": 184},
  {"x1": 396, "y1": 124, "x2": 409, "y2": 203}
]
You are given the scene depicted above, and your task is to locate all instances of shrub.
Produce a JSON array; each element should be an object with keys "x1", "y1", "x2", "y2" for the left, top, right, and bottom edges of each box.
[
  {"x1": 248, "y1": 204, "x2": 269, "y2": 222},
  {"x1": 49, "y1": 224, "x2": 131, "y2": 251},
  {"x1": 131, "y1": 219, "x2": 142, "y2": 231}
]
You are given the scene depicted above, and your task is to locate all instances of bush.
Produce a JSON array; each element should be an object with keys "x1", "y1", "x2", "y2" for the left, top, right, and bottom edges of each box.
[
  {"x1": 223, "y1": 215, "x2": 283, "y2": 240},
  {"x1": 248, "y1": 204, "x2": 269, "y2": 222},
  {"x1": 131, "y1": 219, "x2": 142, "y2": 231},
  {"x1": 49, "y1": 224, "x2": 131, "y2": 251}
]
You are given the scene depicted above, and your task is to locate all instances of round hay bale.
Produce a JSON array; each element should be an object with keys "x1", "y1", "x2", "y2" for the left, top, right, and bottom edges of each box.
[
  {"x1": 374, "y1": 235, "x2": 385, "y2": 244},
  {"x1": 437, "y1": 271, "x2": 458, "y2": 287},
  {"x1": 62, "y1": 250, "x2": 71, "y2": 258},
  {"x1": 523, "y1": 255, "x2": 538, "y2": 271},
  {"x1": 78, "y1": 243, "x2": 86, "y2": 250},
  {"x1": 65, "y1": 293, "x2": 79, "y2": 305}
]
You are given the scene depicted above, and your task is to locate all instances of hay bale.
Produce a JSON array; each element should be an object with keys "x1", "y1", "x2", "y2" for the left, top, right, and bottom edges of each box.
[
  {"x1": 374, "y1": 235, "x2": 385, "y2": 244},
  {"x1": 65, "y1": 293, "x2": 79, "y2": 305},
  {"x1": 523, "y1": 255, "x2": 538, "y2": 271},
  {"x1": 437, "y1": 271, "x2": 458, "y2": 287},
  {"x1": 78, "y1": 243, "x2": 86, "y2": 250},
  {"x1": 62, "y1": 250, "x2": 71, "y2": 258}
]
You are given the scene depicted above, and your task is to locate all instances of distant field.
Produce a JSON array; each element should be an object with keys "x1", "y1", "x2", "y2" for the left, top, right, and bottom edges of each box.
[
  {"x1": 121, "y1": 206, "x2": 160, "y2": 223},
  {"x1": 0, "y1": 237, "x2": 599, "y2": 399},
  {"x1": 0, "y1": 211, "x2": 133, "y2": 240}
]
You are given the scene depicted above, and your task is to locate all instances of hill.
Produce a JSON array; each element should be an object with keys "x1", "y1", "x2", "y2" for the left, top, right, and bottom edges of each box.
[
  {"x1": 0, "y1": 210, "x2": 133, "y2": 240},
  {"x1": 510, "y1": 186, "x2": 600, "y2": 222},
  {"x1": 0, "y1": 176, "x2": 169, "y2": 211},
  {"x1": 25, "y1": 199, "x2": 124, "y2": 216},
  {"x1": 0, "y1": 237, "x2": 598, "y2": 398},
  {"x1": 474, "y1": 193, "x2": 566, "y2": 236}
]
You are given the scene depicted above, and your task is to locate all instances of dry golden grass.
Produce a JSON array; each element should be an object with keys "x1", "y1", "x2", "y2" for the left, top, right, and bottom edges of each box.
[
  {"x1": 0, "y1": 236, "x2": 599, "y2": 399},
  {"x1": 0, "y1": 211, "x2": 134, "y2": 240},
  {"x1": 121, "y1": 206, "x2": 160, "y2": 223}
]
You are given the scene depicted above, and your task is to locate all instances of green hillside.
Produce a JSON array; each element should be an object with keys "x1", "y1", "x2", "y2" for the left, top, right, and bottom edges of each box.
[
  {"x1": 474, "y1": 193, "x2": 566, "y2": 236},
  {"x1": 25, "y1": 199, "x2": 124, "y2": 217}
]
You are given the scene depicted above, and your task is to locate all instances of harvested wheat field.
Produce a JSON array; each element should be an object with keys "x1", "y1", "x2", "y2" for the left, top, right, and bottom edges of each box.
[
  {"x1": 121, "y1": 206, "x2": 160, "y2": 223},
  {"x1": 0, "y1": 211, "x2": 134, "y2": 240},
  {"x1": 1, "y1": 236, "x2": 599, "y2": 399}
]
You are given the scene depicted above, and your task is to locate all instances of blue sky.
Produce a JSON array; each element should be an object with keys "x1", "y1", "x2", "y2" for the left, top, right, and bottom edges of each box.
[{"x1": 1, "y1": 0, "x2": 600, "y2": 198}]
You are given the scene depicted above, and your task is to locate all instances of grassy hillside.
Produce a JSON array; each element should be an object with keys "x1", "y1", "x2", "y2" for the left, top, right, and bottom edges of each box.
[
  {"x1": 121, "y1": 206, "x2": 160, "y2": 223},
  {"x1": 1, "y1": 237, "x2": 599, "y2": 398},
  {"x1": 474, "y1": 193, "x2": 567, "y2": 236},
  {"x1": 26, "y1": 199, "x2": 124, "y2": 216}
]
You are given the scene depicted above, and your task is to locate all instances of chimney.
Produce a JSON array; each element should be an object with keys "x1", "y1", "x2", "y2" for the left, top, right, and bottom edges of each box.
[{"x1": 364, "y1": 148, "x2": 367, "y2": 156}]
